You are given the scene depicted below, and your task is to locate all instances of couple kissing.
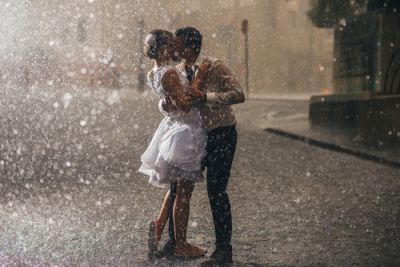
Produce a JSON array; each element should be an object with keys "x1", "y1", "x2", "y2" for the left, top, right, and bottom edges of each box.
[{"x1": 139, "y1": 27, "x2": 245, "y2": 266}]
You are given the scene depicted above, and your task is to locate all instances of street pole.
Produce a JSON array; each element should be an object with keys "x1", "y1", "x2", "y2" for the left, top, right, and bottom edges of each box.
[
  {"x1": 241, "y1": 19, "x2": 249, "y2": 97},
  {"x1": 101, "y1": 0, "x2": 105, "y2": 48},
  {"x1": 137, "y1": 18, "x2": 145, "y2": 91}
]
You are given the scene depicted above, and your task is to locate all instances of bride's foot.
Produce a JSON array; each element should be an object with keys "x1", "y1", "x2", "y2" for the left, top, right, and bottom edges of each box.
[
  {"x1": 174, "y1": 243, "x2": 207, "y2": 259},
  {"x1": 148, "y1": 220, "x2": 163, "y2": 255}
]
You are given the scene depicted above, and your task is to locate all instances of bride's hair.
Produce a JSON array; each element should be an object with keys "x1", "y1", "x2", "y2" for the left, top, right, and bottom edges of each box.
[{"x1": 144, "y1": 29, "x2": 173, "y2": 59}]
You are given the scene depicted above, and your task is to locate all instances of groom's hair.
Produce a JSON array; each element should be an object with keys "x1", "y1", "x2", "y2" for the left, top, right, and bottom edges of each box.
[{"x1": 175, "y1": 27, "x2": 202, "y2": 55}]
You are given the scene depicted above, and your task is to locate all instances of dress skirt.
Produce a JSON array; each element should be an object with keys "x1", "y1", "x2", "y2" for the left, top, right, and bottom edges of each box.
[{"x1": 139, "y1": 113, "x2": 207, "y2": 188}]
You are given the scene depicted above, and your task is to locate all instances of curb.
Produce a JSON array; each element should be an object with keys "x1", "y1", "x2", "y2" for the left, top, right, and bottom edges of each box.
[
  {"x1": 264, "y1": 128, "x2": 400, "y2": 169},
  {"x1": 248, "y1": 95, "x2": 313, "y2": 101}
]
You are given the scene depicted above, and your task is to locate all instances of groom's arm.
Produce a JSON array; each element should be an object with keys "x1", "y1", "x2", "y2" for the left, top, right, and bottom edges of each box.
[{"x1": 205, "y1": 61, "x2": 245, "y2": 106}]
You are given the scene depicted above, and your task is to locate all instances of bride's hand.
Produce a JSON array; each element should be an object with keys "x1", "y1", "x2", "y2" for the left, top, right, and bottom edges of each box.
[
  {"x1": 192, "y1": 59, "x2": 211, "y2": 90},
  {"x1": 197, "y1": 59, "x2": 212, "y2": 75},
  {"x1": 162, "y1": 97, "x2": 177, "y2": 112}
]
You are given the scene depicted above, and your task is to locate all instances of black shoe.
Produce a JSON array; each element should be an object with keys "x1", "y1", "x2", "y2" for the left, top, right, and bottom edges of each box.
[
  {"x1": 200, "y1": 246, "x2": 233, "y2": 266},
  {"x1": 154, "y1": 239, "x2": 175, "y2": 259}
]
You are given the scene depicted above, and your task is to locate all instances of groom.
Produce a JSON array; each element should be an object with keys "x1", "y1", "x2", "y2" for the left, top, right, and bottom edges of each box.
[{"x1": 159, "y1": 27, "x2": 245, "y2": 265}]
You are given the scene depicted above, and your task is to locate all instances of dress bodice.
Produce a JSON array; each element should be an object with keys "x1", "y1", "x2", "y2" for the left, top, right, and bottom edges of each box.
[
  {"x1": 147, "y1": 65, "x2": 190, "y2": 98},
  {"x1": 147, "y1": 65, "x2": 200, "y2": 124}
]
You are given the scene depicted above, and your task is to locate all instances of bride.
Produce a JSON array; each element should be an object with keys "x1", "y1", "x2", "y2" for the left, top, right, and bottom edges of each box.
[{"x1": 138, "y1": 29, "x2": 209, "y2": 259}]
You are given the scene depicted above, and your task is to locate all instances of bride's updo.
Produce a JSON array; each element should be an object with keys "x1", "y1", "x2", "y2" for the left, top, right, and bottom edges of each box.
[{"x1": 144, "y1": 29, "x2": 173, "y2": 59}]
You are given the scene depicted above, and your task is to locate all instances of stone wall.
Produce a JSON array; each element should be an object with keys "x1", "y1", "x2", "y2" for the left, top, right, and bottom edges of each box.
[{"x1": 333, "y1": 12, "x2": 400, "y2": 94}]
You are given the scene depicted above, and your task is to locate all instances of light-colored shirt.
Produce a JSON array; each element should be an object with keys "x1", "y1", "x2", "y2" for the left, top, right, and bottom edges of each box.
[{"x1": 176, "y1": 57, "x2": 245, "y2": 130}]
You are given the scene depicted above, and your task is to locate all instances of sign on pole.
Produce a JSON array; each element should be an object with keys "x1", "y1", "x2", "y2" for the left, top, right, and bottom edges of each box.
[{"x1": 241, "y1": 19, "x2": 249, "y2": 96}]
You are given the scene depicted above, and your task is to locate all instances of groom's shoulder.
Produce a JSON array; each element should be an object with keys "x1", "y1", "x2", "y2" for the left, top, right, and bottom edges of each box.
[
  {"x1": 202, "y1": 56, "x2": 220, "y2": 64},
  {"x1": 202, "y1": 56, "x2": 233, "y2": 76},
  {"x1": 201, "y1": 56, "x2": 226, "y2": 70}
]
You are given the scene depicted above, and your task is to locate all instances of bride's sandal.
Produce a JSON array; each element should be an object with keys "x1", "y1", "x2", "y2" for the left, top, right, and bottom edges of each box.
[
  {"x1": 148, "y1": 221, "x2": 159, "y2": 257},
  {"x1": 174, "y1": 243, "x2": 207, "y2": 260},
  {"x1": 148, "y1": 220, "x2": 164, "y2": 256}
]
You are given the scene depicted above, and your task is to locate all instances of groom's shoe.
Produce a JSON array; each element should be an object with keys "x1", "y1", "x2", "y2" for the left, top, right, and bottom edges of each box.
[{"x1": 200, "y1": 246, "x2": 233, "y2": 267}]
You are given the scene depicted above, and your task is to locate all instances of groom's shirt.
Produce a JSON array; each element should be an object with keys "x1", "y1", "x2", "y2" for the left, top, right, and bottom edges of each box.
[{"x1": 176, "y1": 57, "x2": 245, "y2": 130}]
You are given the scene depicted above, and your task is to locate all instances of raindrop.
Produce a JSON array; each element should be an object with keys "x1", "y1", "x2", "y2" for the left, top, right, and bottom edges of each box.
[{"x1": 63, "y1": 93, "x2": 73, "y2": 108}]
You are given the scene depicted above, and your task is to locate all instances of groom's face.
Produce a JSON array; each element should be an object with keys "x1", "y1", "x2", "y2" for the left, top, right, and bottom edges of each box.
[{"x1": 171, "y1": 36, "x2": 184, "y2": 62}]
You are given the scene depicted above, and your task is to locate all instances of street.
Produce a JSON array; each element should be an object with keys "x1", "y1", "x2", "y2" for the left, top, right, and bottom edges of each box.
[{"x1": 0, "y1": 86, "x2": 399, "y2": 266}]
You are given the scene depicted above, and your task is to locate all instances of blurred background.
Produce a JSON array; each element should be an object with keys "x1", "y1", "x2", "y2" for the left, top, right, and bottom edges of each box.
[{"x1": 0, "y1": 0, "x2": 334, "y2": 95}]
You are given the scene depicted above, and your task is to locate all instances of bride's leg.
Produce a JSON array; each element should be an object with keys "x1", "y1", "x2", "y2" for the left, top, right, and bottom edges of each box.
[
  {"x1": 156, "y1": 189, "x2": 171, "y2": 235},
  {"x1": 149, "y1": 189, "x2": 171, "y2": 255},
  {"x1": 173, "y1": 179, "x2": 194, "y2": 245},
  {"x1": 173, "y1": 179, "x2": 207, "y2": 257}
]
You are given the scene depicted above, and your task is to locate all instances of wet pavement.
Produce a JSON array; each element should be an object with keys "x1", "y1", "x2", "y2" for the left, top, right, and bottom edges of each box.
[{"x1": 0, "y1": 86, "x2": 399, "y2": 266}]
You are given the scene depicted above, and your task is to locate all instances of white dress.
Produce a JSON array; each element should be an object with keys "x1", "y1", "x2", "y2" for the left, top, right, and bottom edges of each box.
[{"x1": 138, "y1": 65, "x2": 207, "y2": 188}]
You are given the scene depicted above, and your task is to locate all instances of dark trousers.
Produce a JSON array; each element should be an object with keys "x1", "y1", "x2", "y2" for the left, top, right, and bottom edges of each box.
[
  {"x1": 167, "y1": 125, "x2": 237, "y2": 250},
  {"x1": 167, "y1": 181, "x2": 177, "y2": 244}
]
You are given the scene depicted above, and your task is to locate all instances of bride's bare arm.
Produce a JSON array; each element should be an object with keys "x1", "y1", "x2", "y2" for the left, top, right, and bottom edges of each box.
[{"x1": 161, "y1": 69, "x2": 191, "y2": 113}]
